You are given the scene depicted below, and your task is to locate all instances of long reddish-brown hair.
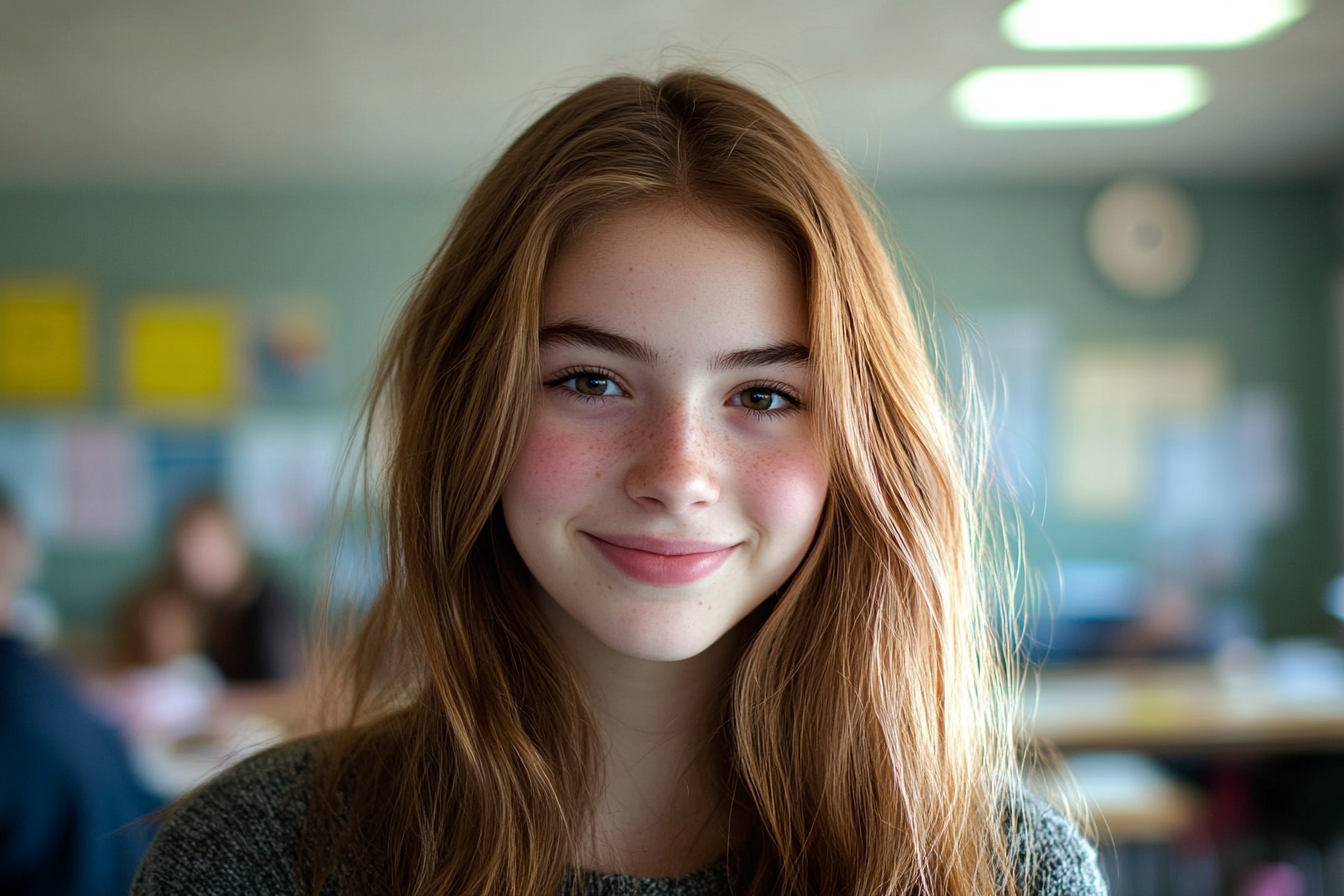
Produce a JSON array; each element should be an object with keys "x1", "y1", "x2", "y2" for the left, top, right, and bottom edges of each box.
[{"x1": 310, "y1": 68, "x2": 1023, "y2": 895}]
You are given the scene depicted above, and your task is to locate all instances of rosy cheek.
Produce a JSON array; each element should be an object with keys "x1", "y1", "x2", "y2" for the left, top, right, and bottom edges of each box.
[
  {"x1": 735, "y1": 440, "x2": 829, "y2": 535},
  {"x1": 507, "y1": 412, "x2": 617, "y2": 516}
]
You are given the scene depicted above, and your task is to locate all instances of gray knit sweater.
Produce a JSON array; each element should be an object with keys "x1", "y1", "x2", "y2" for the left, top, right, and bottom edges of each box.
[{"x1": 132, "y1": 740, "x2": 1107, "y2": 895}]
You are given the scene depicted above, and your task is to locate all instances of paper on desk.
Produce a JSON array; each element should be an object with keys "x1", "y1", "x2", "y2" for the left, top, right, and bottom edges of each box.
[{"x1": 1062, "y1": 751, "x2": 1181, "y2": 812}]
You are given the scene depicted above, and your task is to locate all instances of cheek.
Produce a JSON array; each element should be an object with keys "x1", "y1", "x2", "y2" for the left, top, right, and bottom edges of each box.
[
  {"x1": 734, "y1": 439, "x2": 829, "y2": 539},
  {"x1": 504, "y1": 413, "x2": 617, "y2": 520}
]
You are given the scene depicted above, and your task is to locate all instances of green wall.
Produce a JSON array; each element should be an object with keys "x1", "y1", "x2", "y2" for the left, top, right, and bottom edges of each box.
[
  {"x1": 0, "y1": 187, "x2": 465, "y2": 403},
  {"x1": 882, "y1": 180, "x2": 1342, "y2": 638},
  {"x1": 0, "y1": 187, "x2": 465, "y2": 628},
  {"x1": 1, "y1": 180, "x2": 1340, "y2": 638}
]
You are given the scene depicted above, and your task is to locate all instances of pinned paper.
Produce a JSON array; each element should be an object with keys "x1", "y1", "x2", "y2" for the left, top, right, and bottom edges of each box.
[
  {"x1": 123, "y1": 296, "x2": 239, "y2": 412},
  {"x1": 228, "y1": 416, "x2": 343, "y2": 550},
  {"x1": 0, "y1": 278, "x2": 93, "y2": 403},
  {"x1": 253, "y1": 297, "x2": 331, "y2": 400},
  {"x1": 148, "y1": 428, "x2": 226, "y2": 528},
  {"x1": 60, "y1": 421, "x2": 149, "y2": 544},
  {"x1": 1058, "y1": 342, "x2": 1226, "y2": 518}
]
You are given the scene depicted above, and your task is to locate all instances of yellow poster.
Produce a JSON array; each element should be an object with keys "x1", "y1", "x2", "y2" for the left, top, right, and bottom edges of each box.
[
  {"x1": 123, "y1": 296, "x2": 239, "y2": 412},
  {"x1": 0, "y1": 278, "x2": 93, "y2": 402}
]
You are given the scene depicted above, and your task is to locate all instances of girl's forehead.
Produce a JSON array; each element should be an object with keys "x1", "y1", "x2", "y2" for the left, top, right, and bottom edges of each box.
[{"x1": 540, "y1": 203, "x2": 807, "y2": 350}]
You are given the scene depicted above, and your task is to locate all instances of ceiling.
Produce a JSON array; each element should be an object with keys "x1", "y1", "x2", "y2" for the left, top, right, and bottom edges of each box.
[{"x1": 3, "y1": 0, "x2": 1344, "y2": 186}]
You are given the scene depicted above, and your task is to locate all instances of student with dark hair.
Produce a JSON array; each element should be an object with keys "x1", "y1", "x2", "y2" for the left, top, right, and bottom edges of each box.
[
  {"x1": 0, "y1": 488, "x2": 161, "y2": 895},
  {"x1": 159, "y1": 494, "x2": 303, "y2": 684},
  {"x1": 135, "y1": 70, "x2": 1105, "y2": 895}
]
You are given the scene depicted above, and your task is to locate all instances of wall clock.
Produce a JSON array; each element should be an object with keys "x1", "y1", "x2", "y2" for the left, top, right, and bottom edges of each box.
[{"x1": 1087, "y1": 177, "x2": 1201, "y2": 302}]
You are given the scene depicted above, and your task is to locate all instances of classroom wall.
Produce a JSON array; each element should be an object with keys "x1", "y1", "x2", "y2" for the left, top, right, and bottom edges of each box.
[
  {"x1": 0, "y1": 187, "x2": 466, "y2": 628},
  {"x1": 883, "y1": 179, "x2": 1342, "y2": 639},
  {"x1": 0, "y1": 179, "x2": 1340, "y2": 639}
]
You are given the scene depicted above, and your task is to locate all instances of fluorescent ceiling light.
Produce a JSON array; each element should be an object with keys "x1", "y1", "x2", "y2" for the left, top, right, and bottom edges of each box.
[
  {"x1": 1002, "y1": 0, "x2": 1309, "y2": 50},
  {"x1": 952, "y1": 66, "x2": 1210, "y2": 128}
]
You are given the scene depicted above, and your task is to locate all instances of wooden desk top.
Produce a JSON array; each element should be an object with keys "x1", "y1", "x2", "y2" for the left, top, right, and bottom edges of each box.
[{"x1": 1024, "y1": 660, "x2": 1344, "y2": 754}]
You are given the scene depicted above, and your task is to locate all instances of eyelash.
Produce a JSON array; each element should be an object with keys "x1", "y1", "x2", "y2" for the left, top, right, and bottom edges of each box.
[
  {"x1": 546, "y1": 366, "x2": 626, "y2": 404},
  {"x1": 544, "y1": 367, "x2": 804, "y2": 417},
  {"x1": 732, "y1": 380, "x2": 804, "y2": 417}
]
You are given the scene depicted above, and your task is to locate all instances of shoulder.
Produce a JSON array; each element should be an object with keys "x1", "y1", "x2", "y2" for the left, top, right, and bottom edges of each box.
[
  {"x1": 1008, "y1": 789, "x2": 1109, "y2": 896},
  {"x1": 0, "y1": 635, "x2": 65, "y2": 708},
  {"x1": 132, "y1": 737, "x2": 317, "y2": 896},
  {"x1": 0, "y1": 637, "x2": 146, "y2": 778}
]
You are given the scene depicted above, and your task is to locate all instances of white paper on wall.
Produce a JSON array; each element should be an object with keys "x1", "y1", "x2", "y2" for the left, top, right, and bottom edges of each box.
[
  {"x1": 228, "y1": 416, "x2": 345, "y2": 551},
  {"x1": 60, "y1": 420, "x2": 150, "y2": 544}
]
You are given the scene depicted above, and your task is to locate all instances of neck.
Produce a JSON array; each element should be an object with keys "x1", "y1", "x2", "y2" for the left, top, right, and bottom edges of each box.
[{"x1": 541, "y1": 601, "x2": 743, "y2": 878}]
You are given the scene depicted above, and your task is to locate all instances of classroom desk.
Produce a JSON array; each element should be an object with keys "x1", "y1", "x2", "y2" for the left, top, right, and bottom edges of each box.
[
  {"x1": 1025, "y1": 658, "x2": 1344, "y2": 755},
  {"x1": 90, "y1": 673, "x2": 306, "y2": 799},
  {"x1": 1023, "y1": 658, "x2": 1344, "y2": 844}
]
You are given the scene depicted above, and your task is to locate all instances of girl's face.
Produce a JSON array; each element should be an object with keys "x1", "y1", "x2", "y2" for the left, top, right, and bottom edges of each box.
[
  {"x1": 502, "y1": 202, "x2": 828, "y2": 663},
  {"x1": 175, "y1": 511, "x2": 248, "y2": 598}
]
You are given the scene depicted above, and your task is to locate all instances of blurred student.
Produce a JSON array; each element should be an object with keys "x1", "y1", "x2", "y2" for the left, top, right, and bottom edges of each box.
[
  {"x1": 105, "y1": 581, "x2": 224, "y2": 744},
  {"x1": 0, "y1": 491, "x2": 60, "y2": 650},
  {"x1": 0, "y1": 487, "x2": 160, "y2": 896},
  {"x1": 158, "y1": 494, "x2": 303, "y2": 684},
  {"x1": 111, "y1": 581, "x2": 206, "y2": 671}
]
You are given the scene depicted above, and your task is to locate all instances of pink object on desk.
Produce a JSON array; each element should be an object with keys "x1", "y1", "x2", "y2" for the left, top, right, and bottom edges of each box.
[{"x1": 1238, "y1": 862, "x2": 1304, "y2": 896}]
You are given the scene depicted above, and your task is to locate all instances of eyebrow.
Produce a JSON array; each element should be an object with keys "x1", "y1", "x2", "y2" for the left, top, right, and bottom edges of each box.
[
  {"x1": 710, "y1": 342, "x2": 810, "y2": 372},
  {"x1": 539, "y1": 320, "x2": 809, "y2": 371},
  {"x1": 539, "y1": 322, "x2": 658, "y2": 365}
]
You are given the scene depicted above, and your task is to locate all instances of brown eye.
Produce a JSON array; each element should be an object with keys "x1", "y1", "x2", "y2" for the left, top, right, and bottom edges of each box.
[
  {"x1": 739, "y1": 388, "x2": 777, "y2": 411},
  {"x1": 574, "y1": 375, "x2": 611, "y2": 396}
]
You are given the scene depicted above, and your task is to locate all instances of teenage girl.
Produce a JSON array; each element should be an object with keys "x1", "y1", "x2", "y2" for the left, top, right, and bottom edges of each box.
[{"x1": 133, "y1": 69, "x2": 1106, "y2": 896}]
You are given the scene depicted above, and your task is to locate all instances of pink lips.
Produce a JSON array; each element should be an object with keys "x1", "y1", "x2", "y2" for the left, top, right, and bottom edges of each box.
[{"x1": 584, "y1": 533, "x2": 737, "y2": 586}]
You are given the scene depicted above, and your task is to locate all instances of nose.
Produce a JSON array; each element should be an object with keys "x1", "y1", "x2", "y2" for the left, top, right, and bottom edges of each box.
[{"x1": 623, "y1": 400, "x2": 721, "y2": 513}]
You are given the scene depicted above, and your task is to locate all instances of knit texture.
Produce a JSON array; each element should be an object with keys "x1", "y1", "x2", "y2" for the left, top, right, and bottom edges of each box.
[{"x1": 133, "y1": 739, "x2": 1107, "y2": 895}]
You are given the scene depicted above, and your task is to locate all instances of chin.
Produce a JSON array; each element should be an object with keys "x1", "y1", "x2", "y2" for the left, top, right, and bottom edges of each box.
[
  {"x1": 607, "y1": 636, "x2": 720, "y2": 664},
  {"x1": 590, "y1": 610, "x2": 737, "y2": 664}
]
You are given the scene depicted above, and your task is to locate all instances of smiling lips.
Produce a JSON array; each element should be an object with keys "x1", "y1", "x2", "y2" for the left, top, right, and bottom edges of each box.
[{"x1": 584, "y1": 533, "x2": 737, "y2": 586}]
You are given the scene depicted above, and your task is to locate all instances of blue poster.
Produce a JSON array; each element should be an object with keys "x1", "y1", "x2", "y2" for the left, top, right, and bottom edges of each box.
[{"x1": 148, "y1": 427, "x2": 226, "y2": 530}]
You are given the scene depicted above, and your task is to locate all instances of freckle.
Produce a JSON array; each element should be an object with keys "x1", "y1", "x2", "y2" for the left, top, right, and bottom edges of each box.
[{"x1": 697, "y1": 600, "x2": 703, "y2": 606}]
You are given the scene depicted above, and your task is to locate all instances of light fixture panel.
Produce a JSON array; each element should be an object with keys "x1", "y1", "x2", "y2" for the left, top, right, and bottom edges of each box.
[
  {"x1": 1002, "y1": 0, "x2": 1309, "y2": 50},
  {"x1": 952, "y1": 66, "x2": 1210, "y2": 128}
]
